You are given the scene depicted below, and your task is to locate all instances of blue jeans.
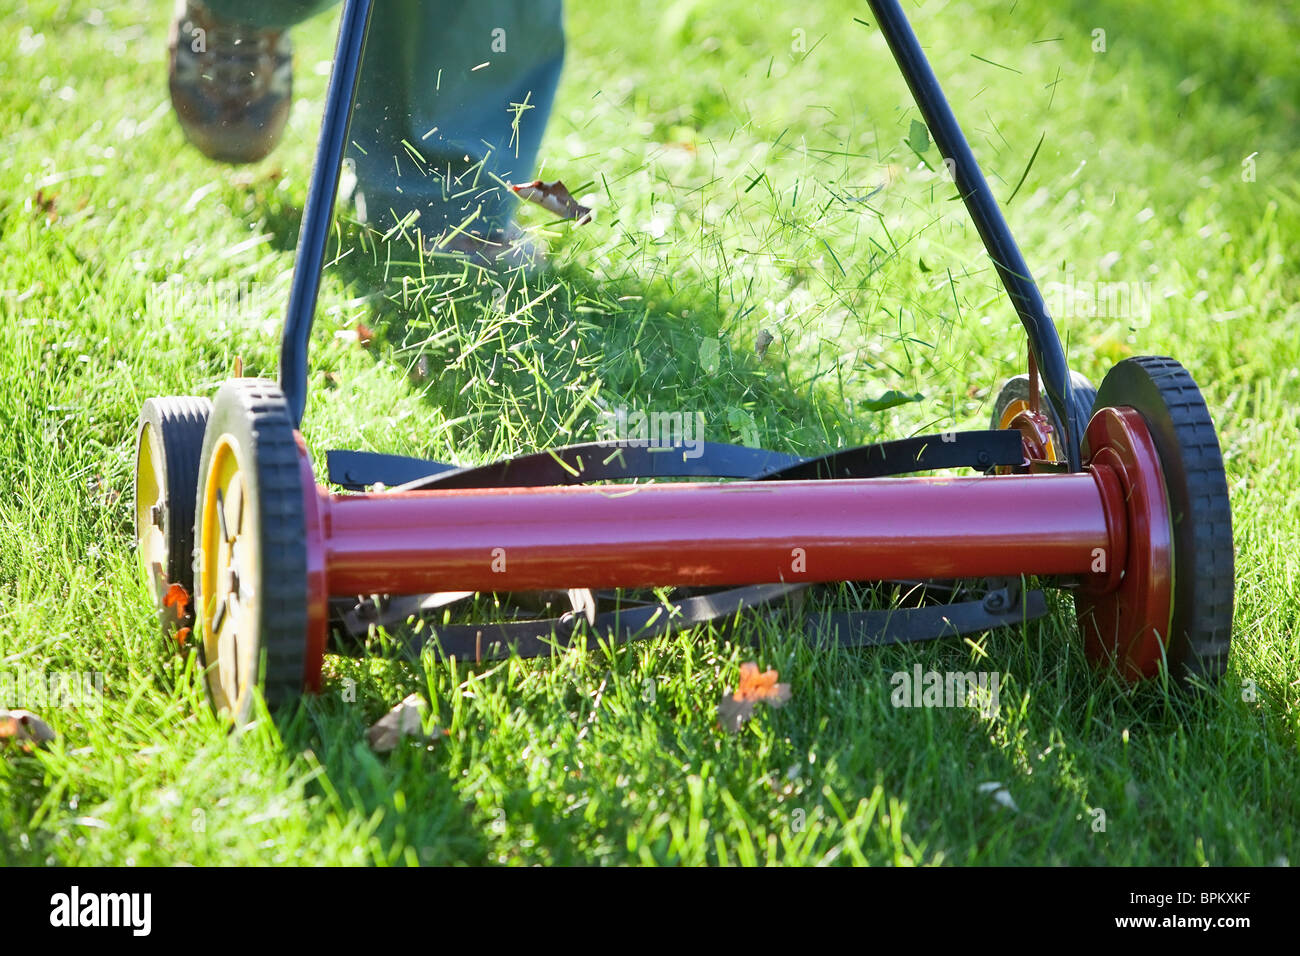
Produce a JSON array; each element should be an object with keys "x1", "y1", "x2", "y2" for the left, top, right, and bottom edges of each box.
[{"x1": 205, "y1": 0, "x2": 564, "y2": 234}]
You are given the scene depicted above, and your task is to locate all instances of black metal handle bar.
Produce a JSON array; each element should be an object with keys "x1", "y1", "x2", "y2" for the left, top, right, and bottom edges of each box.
[
  {"x1": 865, "y1": 0, "x2": 1080, "y2": 469},
  {"x1": 280, "y1": 0, "x2": 374, "y2": 428}
]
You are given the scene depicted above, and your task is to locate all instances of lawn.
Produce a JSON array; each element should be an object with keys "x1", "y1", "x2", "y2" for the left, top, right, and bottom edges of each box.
[{"x1": 0, "y1": 0, "x2": 1297, "y2": 865}]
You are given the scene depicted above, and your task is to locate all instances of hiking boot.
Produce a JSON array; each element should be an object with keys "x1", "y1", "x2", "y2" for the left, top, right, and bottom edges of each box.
[{"x1": 167, "y1": 0, "x2": 293, "y2": 164}]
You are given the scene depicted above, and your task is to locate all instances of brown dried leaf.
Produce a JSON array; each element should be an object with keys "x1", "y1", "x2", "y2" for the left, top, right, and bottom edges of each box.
[
  {"x1": 0, "y1": 709, "x2": 56, "y2": 752},
  {"x1": 510, "y1": 180, "x2": 593, "y2": 225},
  {"x1": 33, "y1": 189, "x2": 58, "y2": 222},
  {"x1": 366, "y1": 693, "x2": 432, "y2": 753},
  {"x1": 355, "y1": 323, "x2": 375, "y2": 347}
]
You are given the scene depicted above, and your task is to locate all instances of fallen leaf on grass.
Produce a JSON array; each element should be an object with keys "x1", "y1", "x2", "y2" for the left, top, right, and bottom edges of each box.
[
  {"x1": 164, "y1": 583, "x2": 193, "y2": 646},
  {"x1": 366, "y1": 693, "x2": 442, "y2": 753},
  {"x1": 977, "y1": 781, "x2": 1019, "y2": 812},
  {"x1": 163, "y1": 583, "x2": 191, "y2": 620},
  {"x1": 0, "y1": 709, "x2": 56, "y2": 752},
  {"x1": 719, "y1": 662, "x2": 791, "y2": 733},
  {"x1": 33, "y1": 189, "x2": 58, "y2": 222},
  {"x1": 510, "y1": 180, "x2": 593, "y2": 225}
]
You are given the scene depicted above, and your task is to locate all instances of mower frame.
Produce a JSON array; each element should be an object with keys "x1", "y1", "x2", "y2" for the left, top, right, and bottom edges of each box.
[{"x1": 133, "y1": 0, "x2": 1235, "y2": 720}]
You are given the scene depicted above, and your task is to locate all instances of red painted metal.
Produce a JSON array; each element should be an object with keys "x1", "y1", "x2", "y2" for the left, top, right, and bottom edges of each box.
[
  {"x1": 1086, "y1": 462, "x2": 1128, "y2": 595},
  {"x1": 1074, "y1": 407, "x2": 1173, "y2": 679},
  {"x1": 296, "y1": 435, "x2": 328, "y2": 692},
  {"x1": 1006, "y1": 406, "x2": 1057, "y2": 468},
  {"x1": 312, "y1": 472, "x2": 1114, "y2": 596},
  {"x1": 284, "y1": 413, "x2": 1186, "y2": 691}
]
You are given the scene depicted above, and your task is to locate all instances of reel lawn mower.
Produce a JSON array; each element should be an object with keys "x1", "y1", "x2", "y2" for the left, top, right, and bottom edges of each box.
[{"x1": 133, "y1": 0, "x2": 1234, "y2": 722}]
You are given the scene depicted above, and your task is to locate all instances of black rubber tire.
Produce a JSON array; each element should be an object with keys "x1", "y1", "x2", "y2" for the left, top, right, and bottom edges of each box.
[
  {"x1": 990, "y1": 370, "x2": 1097, "y2": 463},
  {"x1": 135, "y1": 396, "x2": 212, "y2": 596},
  {"x1": 194, "y1": 379, "x2": 309, "y2": 717},
  {"x1": 1086, "y1": 356, "x2": 1234, "y2": 685}
]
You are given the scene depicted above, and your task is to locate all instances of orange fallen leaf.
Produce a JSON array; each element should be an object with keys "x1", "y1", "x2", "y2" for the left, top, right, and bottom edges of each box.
[
  {"x1": 718, "y1": 662, "x2": 791, "y2": 733},
  {"x1": 175, "y1": 626, "x2": 192, "y2": 647},
  {"x1": 163, "y1": 582, "x2": 191, "y2": 621},
  {"x1": 355, "y1": 323, "x2": 375, "y2": 347}
]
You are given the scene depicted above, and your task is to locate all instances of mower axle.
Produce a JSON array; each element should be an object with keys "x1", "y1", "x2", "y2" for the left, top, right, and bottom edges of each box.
[{"x1": 307, "y1": 466, "x2": 1118, "y2": 596}]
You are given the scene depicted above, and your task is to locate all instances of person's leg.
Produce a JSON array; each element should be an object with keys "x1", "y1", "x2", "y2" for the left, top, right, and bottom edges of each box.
[
  {"x1": 171, "y1": 0, "x2": 565, "y2": 254},
  {"x1": 346, "y1": 0, "x2": 565, "y2": 241}
]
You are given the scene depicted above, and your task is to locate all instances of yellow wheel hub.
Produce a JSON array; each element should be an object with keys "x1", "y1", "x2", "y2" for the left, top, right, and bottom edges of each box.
[
  {"x1": 135, "y1": 423, "x2": 169, "y2": 592},
  {"x1": 198, "y1": 436, "x2": 259, "y2": 717}
]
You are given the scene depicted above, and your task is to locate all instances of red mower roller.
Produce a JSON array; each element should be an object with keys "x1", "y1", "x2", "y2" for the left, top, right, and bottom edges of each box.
[{"x1": 133, "y1": 0, "x2": 1233, "y2": 722}]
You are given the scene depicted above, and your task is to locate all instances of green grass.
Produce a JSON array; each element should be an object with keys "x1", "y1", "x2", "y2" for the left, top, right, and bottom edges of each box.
[{"x1": 1, "y1": 0, "x2": 1298, "y2": 865}]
